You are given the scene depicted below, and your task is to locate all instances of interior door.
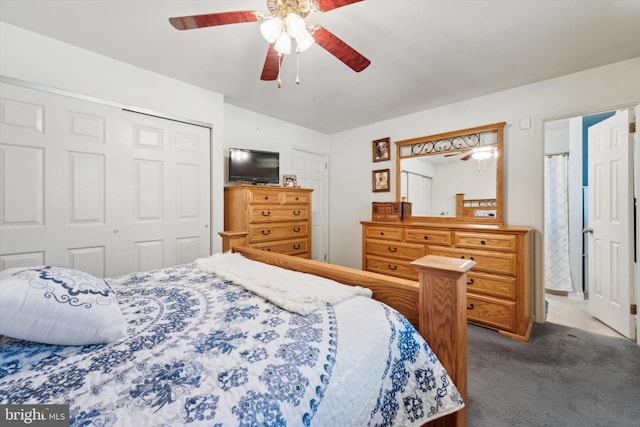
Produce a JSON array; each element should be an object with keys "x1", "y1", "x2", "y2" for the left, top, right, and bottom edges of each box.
[
  {"x1": 0, "y1": 83, "x2": 123, "y2": 277},
  {"x1": 0, "y1": 83, "x2": 211, "y2": 277},
  {"x1": 586, "y1": 109, "x2": 635, "y2": 339},
  {"x1": 291, "y1": 148, "x2": 328, "y2": 261},
  {"x1": 119, "y1": 111, "x2": 211, "y2": 275}
]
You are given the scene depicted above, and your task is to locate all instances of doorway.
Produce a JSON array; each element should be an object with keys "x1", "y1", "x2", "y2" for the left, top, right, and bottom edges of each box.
[{"x1": 543, "y1": 109, "x2": 634, "y2": 338}]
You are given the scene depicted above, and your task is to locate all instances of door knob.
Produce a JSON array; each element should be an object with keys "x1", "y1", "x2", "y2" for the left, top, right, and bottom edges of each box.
[{"x1": 582, "y1": 227, "x2": 594, "y2": 234}]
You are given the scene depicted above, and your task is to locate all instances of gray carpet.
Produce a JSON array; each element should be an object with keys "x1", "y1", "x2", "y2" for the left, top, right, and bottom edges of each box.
[{"x1": 467, "y1": 322, "x2": 640, "y2": 427}]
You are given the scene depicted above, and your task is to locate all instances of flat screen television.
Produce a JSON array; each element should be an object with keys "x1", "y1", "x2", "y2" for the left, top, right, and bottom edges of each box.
[{"x1": 228, "y1": 148, "x2": 280, "y2": 185}]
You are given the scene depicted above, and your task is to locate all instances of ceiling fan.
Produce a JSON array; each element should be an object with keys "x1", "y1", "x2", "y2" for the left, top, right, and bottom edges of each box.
[
  {"x1": 444, "y1": 146, "x2": 497, "y2": 161},
  {"x1": 444, "y1": 150, "x2": 473, "y2": 161},
  {"x1": 168, "y1": 0, "x2": 370, "y2": 85}
]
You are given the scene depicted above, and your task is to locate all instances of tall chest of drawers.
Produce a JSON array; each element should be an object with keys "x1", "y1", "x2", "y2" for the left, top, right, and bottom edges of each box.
[
  {"x1": 225, "y1": 185, "x2": 312, "y2": 258},
  {"x1": 362, "y1": 221, "x2": 533, "y2": 341}
]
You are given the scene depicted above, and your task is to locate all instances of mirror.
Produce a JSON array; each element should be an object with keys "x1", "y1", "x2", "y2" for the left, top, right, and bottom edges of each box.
[{"x1": 395, "y1": 122, "x2": 505, "y2": 224}]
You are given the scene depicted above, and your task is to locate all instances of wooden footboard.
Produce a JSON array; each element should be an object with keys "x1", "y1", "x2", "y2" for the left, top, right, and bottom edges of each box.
[{"x1": 220, "y1": 232, "x2": 475, "y2": 427}]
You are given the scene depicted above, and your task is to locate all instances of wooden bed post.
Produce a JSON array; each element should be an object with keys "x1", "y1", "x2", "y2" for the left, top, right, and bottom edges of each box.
[
  {"x1": 411, "y1": 256, "x2": 475, "y2": 427},
  {"x1": 219, "y1": 231, "x2": 248, "y2": 252}
]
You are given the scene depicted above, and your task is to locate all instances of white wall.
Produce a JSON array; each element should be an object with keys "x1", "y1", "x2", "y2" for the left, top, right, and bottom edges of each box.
[
  {"x1": 0, "y1": 23, "x2": 227, "y2": 251},
  {"x1": 329, "y1": 57, "x2": 640, "y2": 323}
]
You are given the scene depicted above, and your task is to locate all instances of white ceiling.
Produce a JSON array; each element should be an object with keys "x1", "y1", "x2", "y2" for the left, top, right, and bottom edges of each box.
[{"x1": 1, "y1": 0, "x2": 639, "y2": 134}]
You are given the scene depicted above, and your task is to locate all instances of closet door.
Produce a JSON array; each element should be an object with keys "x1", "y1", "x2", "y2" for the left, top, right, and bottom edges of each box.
[
  {"x1": 119, "y1": 112, "x2": 210, "y2": 275},
  {"x1": 0, "y1": 83, "x2": 211, "y2": 277},
  {"x1": 0, "y1": 83, "x2": 123, "y2": 277}
]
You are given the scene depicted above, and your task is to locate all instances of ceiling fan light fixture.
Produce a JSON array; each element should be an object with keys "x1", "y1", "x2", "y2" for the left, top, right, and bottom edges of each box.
[
  {"x1": 274, "y1": 32, "x2": 292, "y2": 55},
  {"x1": 472, "y1": 147, "x2": 495, "y2": 161},
  {"x1": 295, "y1": 30, "x2": 315, "y2": 52},
  {"x1": 260, "y1": 16, "x2": 283, "y2": 43}
]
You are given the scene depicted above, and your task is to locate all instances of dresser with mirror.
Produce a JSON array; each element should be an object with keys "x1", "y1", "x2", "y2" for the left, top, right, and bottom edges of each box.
[{"x1": 362, "y1": 122, "x2": 534, "y2": 341}]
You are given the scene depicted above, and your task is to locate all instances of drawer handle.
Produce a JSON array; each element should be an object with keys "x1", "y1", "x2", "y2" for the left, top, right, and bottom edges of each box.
[
  {"x1": 293, "y1": 227, "x2": 301, "y2": 232},
  {"x1": 387, "y1": 264, "x2": 397, "y2": 271},
  {"x1": 481, "y1": 240, "x2": 486, "y2": 245},
  {"x1": 261, "y1": 211, "x2": 271, "y2": 216},
  {"x1": 295, "y1": 196, "x2": 300, "y2": 200},
  {"x1": 293, "y1": 244, "x2": 301, "y2": 249},
  {"x1": 467, "y1": 278, "x2": 475, "y2": 285},
  {"x1": 423, "y1": 235, "x2": 429, "y2": 240},
  {"x1": 261, "y1": 230, "x2": 271, "y2": 235},
  {"x1": 388, "y1": 246, "x2": 397, "y2": 253},
  {"x1": 264, "y1": 196, "x2": 269, "y2": 200},
  {"x1": 293, "y1": 210, "x2": 301, "y2": 215},
  {"x1": 461, "y1": 256, "x2": 475, "y2": 261},
  {"x1": 467, "y1": 303, "x2": 475, "y2": 310},
  {"x1": 379, "y1": 232, "x2": 384, "y2": 236}
]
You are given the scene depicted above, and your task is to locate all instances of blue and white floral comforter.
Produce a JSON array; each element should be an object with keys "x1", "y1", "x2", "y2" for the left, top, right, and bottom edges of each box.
[{"x1": 0, "y1": 262, "x2": 463, "y2": 426}]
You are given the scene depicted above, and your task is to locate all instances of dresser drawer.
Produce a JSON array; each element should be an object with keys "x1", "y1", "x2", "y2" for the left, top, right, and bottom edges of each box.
[
  {"x1": 249, "y1": 206, "x2": 309, "y2": 223},
  {"x1": 252, "y1": 238, "x2": 309, "y2": 256},
  {"x1": 467, "y1": 294, "x2": 516, "y2": 332},
  {"x1": 364, "y1": 226, "x2": 403, "y2": 241},
  {"x1": 466, "y1": 271, "x2": 516, "y2": 300},
  {"x1": 249, "y1": 189, "x2": 282, "y2": 205},
  {"x1": 453, "y1": 232, "x2": 517, "y2": 252},
  {"x1": 365, "y1": 255, "x2": 418, "y2": 280},
  {"x1": 249, "y1": 221, "x2": 308, "y2": 243},
  {"x1": 404, "y1": 228, "x2": 452, "y2": 246},
  {"x1": 429, "y1": 246, "x2": 517, "y2": 276},
  {"x1": 282, "y1": 191, "x2": 310, "y2": 205},
  {"x1": 366, "y1": 239, "x2": 425, "y2": 260}
]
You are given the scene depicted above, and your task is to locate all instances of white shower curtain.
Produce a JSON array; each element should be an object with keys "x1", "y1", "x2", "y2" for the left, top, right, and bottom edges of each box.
[{"x1": 544, "y1": 154, "x2": 573, "y2": 292}]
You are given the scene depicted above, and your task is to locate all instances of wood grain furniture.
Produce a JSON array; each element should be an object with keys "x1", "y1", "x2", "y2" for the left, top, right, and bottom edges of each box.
[
  {"x1": 362, "y1": 221, "x2": 533, "y2": 342},
  {"x1": 224, "y1": 185, "x2": 312, "y2": 258},
  {"x1": 220, "y1": 233, "x2": 474, "y2": 427}
]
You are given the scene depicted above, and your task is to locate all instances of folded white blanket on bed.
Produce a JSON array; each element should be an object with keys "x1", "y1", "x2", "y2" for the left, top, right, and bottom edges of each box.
[{"x1": 195, "y1": 252, "x2": 372, "y2": 315}]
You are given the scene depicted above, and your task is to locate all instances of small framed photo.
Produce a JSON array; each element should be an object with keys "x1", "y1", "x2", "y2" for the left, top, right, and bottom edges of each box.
[
  {"x1": 372, "y1": 137, "x2": 391, "y2": 162},
  {"x1": 372, "y1": 169, "x2": 390, "y2": 192},
  {"x1": 283, "y1": 174, "x2": 297, "y2": 188}
]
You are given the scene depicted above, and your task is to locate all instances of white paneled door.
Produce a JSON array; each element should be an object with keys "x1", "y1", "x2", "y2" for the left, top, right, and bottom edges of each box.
[
  {"x1": 292, "y1": 148, "x2": 328, "y2": 261},
  {"x1": 586, "y1": 109, "x2": 635, "y2": 339},
  {"x1": 0, "y1": 83, "x2": 210, "y2": 277},
  {"x1": 120, "y1": 112, "x2": 210, "y2": 275}
]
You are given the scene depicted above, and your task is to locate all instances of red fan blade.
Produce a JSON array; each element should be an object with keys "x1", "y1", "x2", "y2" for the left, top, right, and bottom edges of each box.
[
  {"x1": 169, "y1": 11, "x2": 260, "y2": 30},
  {"x1": 314, "y1": 0, "x2": 364, "y2": 12},
  {"x1": 261, "y1": 44, "x2": 283, "y2": 81},
  {"x1": 311, "y1": 26, "x2": 370, "y2": 72}
]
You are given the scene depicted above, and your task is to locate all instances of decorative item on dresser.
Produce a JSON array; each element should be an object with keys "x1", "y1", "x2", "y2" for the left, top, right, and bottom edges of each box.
[
  {"x1": 224, "y1": 185, "x2": 313, "y2": 258},
  {"x1": 372, "y1": 201, "x2": 412, "y2": 221},
  {"x1": 362, "y1": 221, "x2": 533, "y2": 341}
]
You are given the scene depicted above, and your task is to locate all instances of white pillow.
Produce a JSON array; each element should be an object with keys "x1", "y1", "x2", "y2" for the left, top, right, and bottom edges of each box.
[{"x1": 0, "y1": 266, "x2": 128, "y2": 345}]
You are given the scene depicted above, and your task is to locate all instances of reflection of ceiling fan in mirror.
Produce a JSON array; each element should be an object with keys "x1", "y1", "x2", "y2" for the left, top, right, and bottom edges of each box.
[
  {"x1": 444, "y1": 146, "x2": 496, "y2": 161},
  {"x1": 168, "y1": 0, "x2": 370, "y2": 86},
  {"x1": 444, "y1": 149, "x2": 473, "y2": 161}
]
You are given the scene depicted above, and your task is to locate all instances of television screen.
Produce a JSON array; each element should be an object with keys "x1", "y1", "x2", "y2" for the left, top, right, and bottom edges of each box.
[{"x1": 228, "y1": 148, "x2": 280, "y2": 184}]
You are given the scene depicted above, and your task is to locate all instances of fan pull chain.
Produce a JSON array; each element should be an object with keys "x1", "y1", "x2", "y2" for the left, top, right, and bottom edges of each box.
[
  {"x1": 296, "y1": 49, "x2": 301, "y2": 85},
  {"x1": 277, "y1": 52, "x2": 282, "y2": 88}
]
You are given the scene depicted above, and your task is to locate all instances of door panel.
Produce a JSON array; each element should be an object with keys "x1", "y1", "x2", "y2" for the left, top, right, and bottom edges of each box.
[
  {"x1": 0, "y1": 83, "x2": 211, "y2": 277},
  {"x1": 292, "y1": 149, "x2": 328, "y2": 261},
  {"x1": 121, "y1": 111, "x2": 211, "y2": 274},
  {"x1": 0, "y1": 83, "x2": 122, "y2": 277},
  {"x1": 587, "y1": 109, "x2": 634, "y2": 339}
]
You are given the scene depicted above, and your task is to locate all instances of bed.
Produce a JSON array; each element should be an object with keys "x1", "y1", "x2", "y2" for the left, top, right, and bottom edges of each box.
[
  {"x1": 0, "y1": 238, "x2": 473, "y2": 427},
  {"x1": 455, "y1": 194, "x2": 497, "y2": 218}
]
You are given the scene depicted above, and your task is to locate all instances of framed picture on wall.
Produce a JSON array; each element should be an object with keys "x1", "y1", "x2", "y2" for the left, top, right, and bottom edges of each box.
[
  {"x1": 372, "y1": 137, "x2": 391, "y2": 162},
  {"x1": 372, "y1": 169, "x2": 390, "y2": 192}
]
